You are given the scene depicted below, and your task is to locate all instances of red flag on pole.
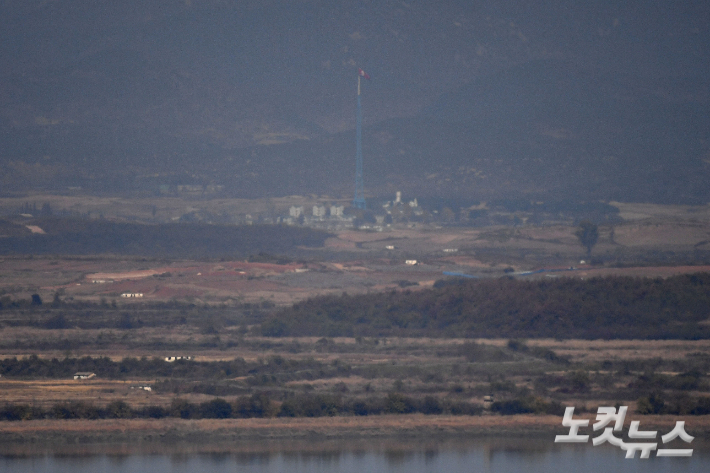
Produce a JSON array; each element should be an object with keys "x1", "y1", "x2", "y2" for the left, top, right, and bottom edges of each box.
[{"x1": 358, "y1": 68, "x2": 371, "y2": 80}]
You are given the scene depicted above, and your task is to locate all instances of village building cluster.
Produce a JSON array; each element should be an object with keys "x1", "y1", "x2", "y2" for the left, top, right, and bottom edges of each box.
[{"x1": 283, "y1": 204, "x2": 346, "y2": 225}]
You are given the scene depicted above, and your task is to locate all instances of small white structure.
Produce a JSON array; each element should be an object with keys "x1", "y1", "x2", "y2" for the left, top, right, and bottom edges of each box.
[
  {"x1": 121, "y1": 293, "x2": 144, "y2": 298},
  {"x1": 165, "y1": 356, "x2": 193, "y2": 362},
  {"x1": 443, "y1": 248, "x2": 458, "y2": 253},
  {"x1": 405, "y1": 260, "x2": 418, "y2": 265},
  {"x1": 74, "y1": 372, "x2": 96, "y2": 380},
  {"x1": 385, "y1": 245, "x2": 395, "y2": 250},
  {"x1": 289, "y1": 206, "x2": 304, "y2": 218},
  {"x1": 409, "y1": 198, "x2": 418, "y2": 208}
]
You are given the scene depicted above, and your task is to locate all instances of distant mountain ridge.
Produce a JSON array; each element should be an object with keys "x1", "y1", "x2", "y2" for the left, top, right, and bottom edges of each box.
[{"x1": 1, "y1": 1, "x2": 708, "y2": 203}]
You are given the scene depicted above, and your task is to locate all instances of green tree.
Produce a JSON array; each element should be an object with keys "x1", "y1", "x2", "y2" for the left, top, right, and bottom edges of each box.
[{"x1": 575, "y1": 221, "x2": 598, "y2": 259}]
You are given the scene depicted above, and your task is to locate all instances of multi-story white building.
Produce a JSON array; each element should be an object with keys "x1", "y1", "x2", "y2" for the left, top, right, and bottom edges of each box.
[
  {"x1": 330, "y1": 205, "x2": 344, "y2": 217},
  {"x1": 313, "y1": 205, "x2": 326, "y2": 218},
  {"x1": 289, "y1": 206, "x2": 304, "y2": 218}
]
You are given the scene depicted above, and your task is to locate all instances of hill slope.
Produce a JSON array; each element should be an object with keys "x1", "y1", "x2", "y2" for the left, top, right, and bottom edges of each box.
[{"x1": 1, "y1": 1, "x2": 708, "y2": 203}]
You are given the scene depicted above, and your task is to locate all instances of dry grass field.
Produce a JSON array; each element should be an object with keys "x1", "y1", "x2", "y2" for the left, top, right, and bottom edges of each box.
[
  {"x1": 1, "y1": 414, "x2": 709, "y2": 451},
  {"x1": 0, "y1": 379, "x2": 160, "y2": 408},
  {"x1": 1, "y1": 198, "x2": 710, "y2": 445},
  {"x1": 524, "y1": 339, "x2": 710, "y2": 363},
  {"x1": 0, "y1": 335, "x2": 707, "y2": 412},
  {"x1": 2, "y1": 196, "x2": 710, "y2": 307}
]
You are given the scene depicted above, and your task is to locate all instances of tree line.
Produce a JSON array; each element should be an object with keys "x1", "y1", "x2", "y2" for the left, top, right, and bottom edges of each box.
[
  {"x1": 3, "y1": 392, "x2": 708, "y2": 422},
  {"x1": 0, "y1": 355, "x2": 349, "y2": 382},
  {"x1": 0, "y1": 218, "x2": 330, "y2": 258},
  {"x1": 0, "y1": 393, "x2": 521, "y2": 421},
  {"x1": 263, "y1": 273, "x2": 710, "y2": 339}
]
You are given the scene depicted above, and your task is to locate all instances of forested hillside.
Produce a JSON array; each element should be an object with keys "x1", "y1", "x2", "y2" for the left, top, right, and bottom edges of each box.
[{"x1": 265, "y1": 274, "x2": 710, "y2": 339}]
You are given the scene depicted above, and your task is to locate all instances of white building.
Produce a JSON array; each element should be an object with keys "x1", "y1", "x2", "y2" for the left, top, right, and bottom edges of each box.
[
  {"x1": 165, "y1": 356, "x2": 193, "y2": 362},
  {"x1": 289, "y1": 206, "x2": 304, "y2": 218},
  {"x1": 177, "y1": 184, "x2": 203, "y2": 194},
  {"x1": 74, "y1": 372, "x2": 96, "y2": 380},
  {"x1": 313, "y1": 205, "x2": 326, "y2": 218},
  {"x1": 330, "y1": 205, "x2": 344, "y2": 217}
]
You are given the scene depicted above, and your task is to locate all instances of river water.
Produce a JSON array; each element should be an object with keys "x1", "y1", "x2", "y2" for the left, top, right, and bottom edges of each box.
[{"x1": 1, "y1": 437, "x2": 707, "y2": 473}]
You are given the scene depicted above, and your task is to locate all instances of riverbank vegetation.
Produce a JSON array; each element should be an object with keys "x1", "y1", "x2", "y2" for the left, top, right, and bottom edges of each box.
[
  {"x1": 3, "y1": 391, "x2": 708, "y2": 422},
  {"x1": 0, "y1": 337, "x2": 708, "y2": 424}
]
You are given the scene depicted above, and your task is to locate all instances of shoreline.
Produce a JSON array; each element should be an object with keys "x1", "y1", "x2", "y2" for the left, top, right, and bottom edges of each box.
[{"x1": 1, "y1": 414, "x2": 708, "y2": 449}]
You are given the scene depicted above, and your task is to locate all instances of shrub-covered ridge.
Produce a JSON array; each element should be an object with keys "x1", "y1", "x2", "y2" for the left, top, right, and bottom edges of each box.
[{"x1": 264, "y1": 274, "x2": 710, "y2": 339}]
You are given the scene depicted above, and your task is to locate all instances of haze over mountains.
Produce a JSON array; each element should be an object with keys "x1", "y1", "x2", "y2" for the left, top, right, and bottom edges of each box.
[{"x1": 1, "y1": 0, "x2": 708, "y2": 204}]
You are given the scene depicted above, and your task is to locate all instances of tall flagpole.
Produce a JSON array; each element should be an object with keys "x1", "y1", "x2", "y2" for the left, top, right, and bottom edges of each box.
[{"x1": 353, "y1": 74, "x2": 366, "y2": 209}]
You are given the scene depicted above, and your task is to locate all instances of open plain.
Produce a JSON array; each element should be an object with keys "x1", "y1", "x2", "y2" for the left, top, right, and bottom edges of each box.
[{"x1": 0, "y1": 197, "x2": 709, "y2": 444}]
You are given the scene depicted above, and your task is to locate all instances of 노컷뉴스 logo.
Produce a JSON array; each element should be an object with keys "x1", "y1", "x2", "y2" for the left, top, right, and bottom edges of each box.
[{"x1": 555, "y1": 406, "x2": 693, "y2": 459}]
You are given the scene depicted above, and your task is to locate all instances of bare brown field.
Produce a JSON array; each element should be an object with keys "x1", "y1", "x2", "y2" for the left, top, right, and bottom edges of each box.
[
  {"x1": 4, "y1": 197, "x2": 710, "y2": 306},
  {"x1": 1, "y1": 336, "x2": 707, "y2": 364},
  {"x1": 3, "y1": 254, "x2": 710, "y2": 308},
  {"x1": 613, "y1": 223, "x2": 710, "y2": 247},
  {"x1": 0, "y1": 254, "x2": 447, "y2": 305},
  {"x1": 610, "y1": 202, "x2": 710, "y2": 222},
  {"x1": 522, "y1": 339, "x2": 710, "y2": 363},
  {"x1": 0, "y1": 379, "x2": 162, "y2": 407}
]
